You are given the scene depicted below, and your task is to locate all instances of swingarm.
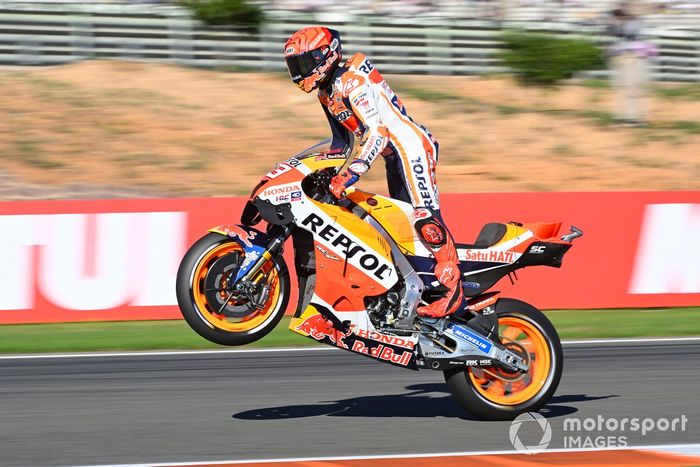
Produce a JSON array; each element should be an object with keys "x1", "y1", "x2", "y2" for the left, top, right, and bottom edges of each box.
[{"x1": 415, "y1": 319, "x2": 530, "y2": 373}]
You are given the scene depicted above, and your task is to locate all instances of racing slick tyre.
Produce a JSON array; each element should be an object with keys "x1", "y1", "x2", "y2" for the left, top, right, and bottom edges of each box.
[
  {"x1": 176, "y1": 232, "x2": 290, "y2": 346},
  {"x1": 444, "y1": 299, "x2": 563, "y2": 421}
]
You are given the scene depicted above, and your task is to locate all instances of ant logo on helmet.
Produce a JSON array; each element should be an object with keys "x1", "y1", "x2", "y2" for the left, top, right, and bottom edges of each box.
[{"x1": 285, "y1": 45, "x2": 295, "y2": 55}]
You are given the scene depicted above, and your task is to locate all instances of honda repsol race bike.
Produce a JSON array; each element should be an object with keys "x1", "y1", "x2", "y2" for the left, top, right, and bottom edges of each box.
[{"x1": 176, "y1": 140, "x2": 583, "y2": 420}]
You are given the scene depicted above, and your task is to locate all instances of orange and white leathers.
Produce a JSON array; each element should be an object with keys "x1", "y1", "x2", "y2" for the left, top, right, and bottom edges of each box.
[{"x1": 320, "y1": 53, "x2": 463, "y2": 317}]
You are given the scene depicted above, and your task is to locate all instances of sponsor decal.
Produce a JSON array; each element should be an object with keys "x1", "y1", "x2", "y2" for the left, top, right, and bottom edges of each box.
[
  {"x1": 412, "y1": 208, "x2": 431, "y2": 221},
  {"x1": 464, "y1": 281, "x2": 480, "y2": 289},
  {"x1": 462, "y1": 249, "x2": 520, "y2": 264},
  {"x1": 361, "y1": 134, "x2": 384, "y2": 163},
  {"x1": 351, "y1": 92, "x2": 374, "y2": 114},
  {"x1": 284, "y1": 45, "x2": 295, "y2": 55},
  {"x1": 311, "y1": 55, "x2": 336, "y2": 80},
  {"x1": 295, "y1": 314, "x2": 350, "y2": 349},
  {"x1": 351, "y1": 340, "x2": 412, "y2": 366},
  {"x1": 530, "y1": 245, "x2": 546, "y2": 254},
  {"x1": 291, "y1": 191, "x2": 302, "y2": 201},
  {"x1": 315, "y1": 244, "x2": 341, "y2": 261},
  {"x1": 468, "y1": 295, "x2": 498, "y2": 311},
  {"x1": 358, "y1": 58, "x2": 374, "y2": 74},
  {"x1": 450, "y1": 324, "x2": 493, "y2": 353},
  {"x1": 275, "y1": 194, "x2": 290, "y2": 203},
  {"x1": 461, "y1": 358, "x2": 493, "y2": 366},
  {"x1": 294, "y1": 306, "x2": 416, "y2": 368},
  {"x1": 355, "y1": 328, "x2": 415, "y2": 349},
  {"x1": 308, "y1": 32, "x2": 326, "y2": 49},
  {"x1": 336, "y1": 110, "x2": 352, "y2": 122},
  {"x1": 240, "y1": 250, "x2": 260, "y2": 270},
  {"x1": 220, "y1": 224, "x2": 257, "y2": 248},
  {"x1": 439, "y1": 358, "x2": 492, "y2": 366},
  {"x1": 261, "y1": 184, "x2": 302, "y2": 197},
  {"x1": 340, "y1": 77, "x2": 361, "y2": 95},
  {"x1": 300, "y1": 213, "x2": 395, "y2": 285},
  {"x1": 410, "y1": 157, "x2": 435, "y2": 209},
  {"x1": 315, "y1": 152, "x2": 346, "y2": 161}
]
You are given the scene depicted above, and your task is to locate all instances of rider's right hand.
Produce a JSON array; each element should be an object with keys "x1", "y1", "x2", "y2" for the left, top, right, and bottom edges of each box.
[{"x1": 329, "y1": 170, "x2": 359, "y2": 199}]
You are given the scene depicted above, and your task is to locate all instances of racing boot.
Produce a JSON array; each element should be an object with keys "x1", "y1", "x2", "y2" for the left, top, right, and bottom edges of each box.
[
  {"x1": 413, "y1": 208, "x2": 464, "y2": 318},
  {"x1": 417, "y1": 260, "x2": 464, "y2": 318}
]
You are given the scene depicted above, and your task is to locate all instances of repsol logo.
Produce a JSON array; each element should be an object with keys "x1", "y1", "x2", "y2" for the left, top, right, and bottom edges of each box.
[
  {"x1": 411, "y1": 157, "x2": 435, "y2": 209},
  {"x1": 301, "y1": 213, "x2": 393, "y2": 281}
]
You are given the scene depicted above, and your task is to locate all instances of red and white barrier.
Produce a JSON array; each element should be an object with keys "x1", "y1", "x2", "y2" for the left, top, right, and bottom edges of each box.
[{"x1": 0, "y1": 192, "x2": 698, "y2": 324}]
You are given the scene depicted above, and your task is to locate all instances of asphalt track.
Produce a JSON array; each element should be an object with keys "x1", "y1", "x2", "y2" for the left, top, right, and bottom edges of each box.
[{"x1": 1, "y1": 340, "x2": 699, "y2": 467}]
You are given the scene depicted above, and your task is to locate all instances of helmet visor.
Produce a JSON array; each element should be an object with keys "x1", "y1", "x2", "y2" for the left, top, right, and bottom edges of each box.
[{"x1": 285, "y1": 49, "x2": 326, "y2": 82}]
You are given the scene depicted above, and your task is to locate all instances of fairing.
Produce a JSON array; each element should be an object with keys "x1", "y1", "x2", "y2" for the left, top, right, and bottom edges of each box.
[{"x1": 235, "y1": 141, "x2": 575, "y2": 369}]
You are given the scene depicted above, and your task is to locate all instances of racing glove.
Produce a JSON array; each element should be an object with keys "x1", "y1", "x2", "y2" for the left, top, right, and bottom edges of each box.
[{"x1": 329, "y1": 159, "x2": 370, "y2": 199}]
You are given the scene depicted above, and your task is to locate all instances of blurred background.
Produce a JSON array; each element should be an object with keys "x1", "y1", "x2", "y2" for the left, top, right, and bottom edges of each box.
[
  {"x1": 1, "y1": 4, "x2": 699, "y2": 465},
  {"x1": 0, "y1": 0, "x2": 698, "y2": 200}
]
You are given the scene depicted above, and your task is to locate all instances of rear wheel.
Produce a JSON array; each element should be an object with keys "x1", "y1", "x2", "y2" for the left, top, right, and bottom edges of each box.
[
  {"x1": 176, "y1": 232, "x2": 290, "y2": 346},
  {"x1": 444, "y1": 299, "x2": 563, "y2": 420}
]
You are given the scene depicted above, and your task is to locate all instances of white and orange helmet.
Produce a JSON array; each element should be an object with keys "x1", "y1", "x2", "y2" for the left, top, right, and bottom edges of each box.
[{"x1": 284, "y1": 27, "x2": 342, "y2": 93}]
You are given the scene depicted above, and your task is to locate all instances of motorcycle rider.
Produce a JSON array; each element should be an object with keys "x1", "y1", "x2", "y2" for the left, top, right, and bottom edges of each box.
[{"x1": 284, "y1": 27, "x2": 463, "y2": 318}]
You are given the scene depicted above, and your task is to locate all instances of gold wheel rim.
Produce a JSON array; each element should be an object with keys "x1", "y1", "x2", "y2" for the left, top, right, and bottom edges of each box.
[
  {"x1": 191, "y1": 242, "x2": 281, "y2": 332},
  {"x1": 468, "y1": 316, "x2": 552, "y2": 406}
]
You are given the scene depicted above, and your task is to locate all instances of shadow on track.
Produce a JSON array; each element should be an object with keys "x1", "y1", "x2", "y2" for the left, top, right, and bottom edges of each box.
[{"x1": 233, "y1": 384, "x2": 616, "y2": 421}]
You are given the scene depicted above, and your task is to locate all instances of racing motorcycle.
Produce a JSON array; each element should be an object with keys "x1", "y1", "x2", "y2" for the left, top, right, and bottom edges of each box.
[{"x1": 176, "y1": 140, "x2": 583, "y2": 420}]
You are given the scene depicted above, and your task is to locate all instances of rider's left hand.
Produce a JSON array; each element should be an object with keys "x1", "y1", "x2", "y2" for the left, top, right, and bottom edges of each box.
[{"x1": 329, "y1": 170, "x2": 359, "y2": 199}]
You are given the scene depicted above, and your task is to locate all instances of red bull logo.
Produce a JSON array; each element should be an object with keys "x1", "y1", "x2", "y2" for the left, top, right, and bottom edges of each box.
[
  {"x1": 351, "y1": 341, "x2": 412, "y2": 366},
  {"x1": 295, "y1": 314, "x2": 350, "y2": 349},
  {"x1": 219, "y1": 225, "x2": 257, "y2": 248}
]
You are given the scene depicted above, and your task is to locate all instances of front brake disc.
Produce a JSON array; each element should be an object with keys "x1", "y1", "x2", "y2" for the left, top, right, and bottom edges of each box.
[{"x1": 203, "y1": 252, "x2": 256, "y2": 319}]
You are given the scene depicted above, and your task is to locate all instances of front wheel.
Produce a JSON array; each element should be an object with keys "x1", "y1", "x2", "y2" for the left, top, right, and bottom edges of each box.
[
  {"x1": 176, "y1": 232, "x2": 290, "y2": 346},
  {"x1": 444, "y1": 299, "x2": 563, "y2": 420}
]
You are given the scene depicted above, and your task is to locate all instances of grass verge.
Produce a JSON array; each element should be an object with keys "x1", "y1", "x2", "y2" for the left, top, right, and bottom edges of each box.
[{"x1": 1, "y1": 307, "x2": 698, "y2": 354}]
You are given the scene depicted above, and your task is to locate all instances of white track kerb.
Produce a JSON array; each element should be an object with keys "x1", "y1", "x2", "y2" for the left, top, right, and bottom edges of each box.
[
  {"x1": 76, "y1": 443, "x2": 700, "y2": 467},
  {"x1": 1, "y1": 336, "x2": 700, "y2": 360}
]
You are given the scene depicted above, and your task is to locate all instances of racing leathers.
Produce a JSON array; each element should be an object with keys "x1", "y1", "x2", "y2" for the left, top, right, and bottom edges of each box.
[{"x1": 324, "y1": 53, "x2": 464, "y2": 318}]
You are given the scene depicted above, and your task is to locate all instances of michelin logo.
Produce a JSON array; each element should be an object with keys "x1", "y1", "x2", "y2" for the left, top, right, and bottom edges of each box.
[{"x1": 450, "y1": 324, "x2": 493, "y2": 354}]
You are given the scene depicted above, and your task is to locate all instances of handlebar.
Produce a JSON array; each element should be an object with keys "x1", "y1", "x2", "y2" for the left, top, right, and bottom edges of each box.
[
  {"x1": 561, "y1": 225, "x2": 584, "y2": 242},
  {"x1": 305, "y1": 167, "x2": 340, "y2": 204}
]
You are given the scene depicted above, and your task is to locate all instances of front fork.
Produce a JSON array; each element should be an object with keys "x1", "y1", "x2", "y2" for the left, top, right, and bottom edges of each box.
[
  {"x1": 222, "y1": 225, "x2": 293, "y2": 311},
  {"x1": 238, "y1": 224, "x2": 293, "y2": 284}
]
